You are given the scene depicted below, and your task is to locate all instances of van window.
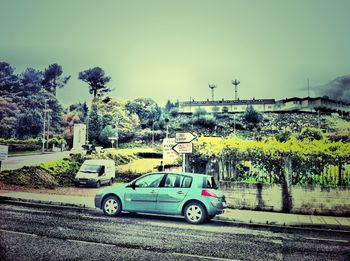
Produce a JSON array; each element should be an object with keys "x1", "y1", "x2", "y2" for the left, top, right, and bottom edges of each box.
[{"x1": 80, "y1": 164, "x2": 102, "y2": 173}]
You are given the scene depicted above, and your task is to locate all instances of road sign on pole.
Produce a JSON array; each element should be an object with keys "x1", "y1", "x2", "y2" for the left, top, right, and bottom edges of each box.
[
  {"x1": 172, "y1": 142, "x2": 193, "y2": 154},
  {"x1": 163, "y1": 138, "x2": 178, "y2": 163},
  {"x1": 175, "y1": 132, "x2": 197, "y2": 143}
]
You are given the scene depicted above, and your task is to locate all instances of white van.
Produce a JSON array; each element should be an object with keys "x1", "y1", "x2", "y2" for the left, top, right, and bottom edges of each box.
[{"x1": 74, "y1": 159, "x2": 115, "y2": 188}]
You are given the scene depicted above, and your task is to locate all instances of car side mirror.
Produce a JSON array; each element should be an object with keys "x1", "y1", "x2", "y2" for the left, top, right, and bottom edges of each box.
[
  {"x1": 127, "y1": 182, "x2": 137, "y2": 190},
  {"x1": 99, "y1": 166, "x2": 105, "y2": 176}
]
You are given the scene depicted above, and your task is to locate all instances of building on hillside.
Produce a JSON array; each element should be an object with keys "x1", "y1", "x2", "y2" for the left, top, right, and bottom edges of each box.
[{"x1": 178, "y1": 96, "x2": 350, "y2": 114}]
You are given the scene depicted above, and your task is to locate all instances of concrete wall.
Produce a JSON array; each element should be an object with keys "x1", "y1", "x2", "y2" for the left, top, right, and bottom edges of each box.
[{"x1": 219, "y1": 181, "x2": 350, "y2": 216}]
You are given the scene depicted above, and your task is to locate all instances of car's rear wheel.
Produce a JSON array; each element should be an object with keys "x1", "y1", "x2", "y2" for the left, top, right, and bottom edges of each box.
[
  {"x1": 102, "y1": 195, "x2": 122, "y2": 217},
  {"x1": 184, "y1": 202, "x2": 207, "y2": 224},
  {"x1": 95, "y1": 181, "x2": 101, "y2": 188}
]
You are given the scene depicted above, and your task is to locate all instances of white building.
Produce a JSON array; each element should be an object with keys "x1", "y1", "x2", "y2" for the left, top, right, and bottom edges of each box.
[{"x1": 179, "y1": 97, "x2": 350, "y2": 114}]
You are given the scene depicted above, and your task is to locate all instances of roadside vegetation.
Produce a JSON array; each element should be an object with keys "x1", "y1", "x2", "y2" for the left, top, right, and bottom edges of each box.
[{"x1": 1, "y1": 60, "x2": 349, "y2": 189}]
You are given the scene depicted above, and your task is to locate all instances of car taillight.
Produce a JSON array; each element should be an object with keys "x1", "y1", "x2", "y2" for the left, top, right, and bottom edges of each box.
[{"x1": 201, "y1": 189, "x2": 218, "y2": 198}]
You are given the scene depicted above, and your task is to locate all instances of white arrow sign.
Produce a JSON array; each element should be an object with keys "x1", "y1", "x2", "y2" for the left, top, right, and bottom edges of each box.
[
  {"x1": 172, "y1": 143, "x2": 193, "y2": 154},
  {"x1": 175, "y1": 132, "x2": 197, "y2": 143}
]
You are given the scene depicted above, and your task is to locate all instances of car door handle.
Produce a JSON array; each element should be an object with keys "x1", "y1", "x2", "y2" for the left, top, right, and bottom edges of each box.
[
  {"x1": 150, "y1": 190, "x2": 157, "y2": 194},
  {"x1": 177, "y1": 191, "x2": 184, "y2": 194}
]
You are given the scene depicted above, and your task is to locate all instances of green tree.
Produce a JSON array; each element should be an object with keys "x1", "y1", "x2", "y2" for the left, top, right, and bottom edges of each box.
[
  {"x1": 99, "y1": 125, "x2": 117, "y2": 146},
  {"x1": 0, "y1": 97, "x2": 20, "y2": 138},
  {"x1": 42, "y1": 63, "x2": 71, "y2": 96},
  {"x1": 0, "y1": 62, "x2": 19, "y2": 96},
  {"x1": 78, "y1": 67, "x2": 111, "y2": 99},
  {"x1": 243, "y1": 105, "x2": 262, "y2": 130},
  {"x1": 16, "y1": 109, "x2": 43, "y2": 138},
  {"x1": 88, "y1": 103, "x2": 102, "y2": 144},
  {"x1": 126, "y1": 98, "x2": 161, "y2": 128}
]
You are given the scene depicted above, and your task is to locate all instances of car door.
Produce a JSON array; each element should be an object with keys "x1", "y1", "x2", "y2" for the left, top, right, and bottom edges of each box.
[
  {"x1": 124, "y1": 173, "x2": 165, "y2": 213},
  {"x1": 156, "y1": 174, "x2": 192, "y2": 214}
]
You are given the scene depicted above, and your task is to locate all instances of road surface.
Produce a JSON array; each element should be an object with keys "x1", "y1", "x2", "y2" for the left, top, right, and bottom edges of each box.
[
  {"x1": 1, "y1": 152, "x2": 71, "y2": 171},
  {"x1": 0, "y1": 201, "x2": 349, "y2": 260}
]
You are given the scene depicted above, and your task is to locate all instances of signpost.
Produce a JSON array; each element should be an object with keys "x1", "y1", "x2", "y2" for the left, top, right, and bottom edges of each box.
[
  {"x1": 172, "y1": 132, "x2": 197, "y2": 172},
  {"x1": 0, "y1": 145, "x2": 8, "y2": 172}
]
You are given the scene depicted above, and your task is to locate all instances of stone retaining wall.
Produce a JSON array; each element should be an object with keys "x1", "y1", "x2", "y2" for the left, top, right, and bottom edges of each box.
[{"x1": 219, "y1": 181, "x2": 350, "y2": 216}]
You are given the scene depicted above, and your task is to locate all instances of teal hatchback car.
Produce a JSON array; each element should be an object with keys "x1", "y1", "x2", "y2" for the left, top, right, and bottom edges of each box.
[{"x1": 95, "y1": 172, "x2": 227, "y2": 224}]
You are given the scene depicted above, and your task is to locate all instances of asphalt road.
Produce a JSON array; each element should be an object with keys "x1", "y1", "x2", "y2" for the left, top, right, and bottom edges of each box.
[
  {"x1": 0, "y1": 202, "x2": 349, "y2": 261},
  {"x1": 2, "y1": 152, "x2": 71, "y2": 171}
]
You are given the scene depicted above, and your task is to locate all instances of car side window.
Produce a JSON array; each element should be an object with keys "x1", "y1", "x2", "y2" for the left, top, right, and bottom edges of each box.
[
  {"x1": 135, "y1": 174, "x2": 164, "y2": 188},
  {"x1": 164, "y1": 174, "x2": 180, "y2": 188},
  {"x1": 181, "y1": 176, "x2": 192, "y2": 188}
]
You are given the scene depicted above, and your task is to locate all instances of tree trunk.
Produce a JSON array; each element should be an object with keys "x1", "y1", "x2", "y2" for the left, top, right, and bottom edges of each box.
[{"x1": 338, "y1": 163, "x2": 343, "y2": 186}]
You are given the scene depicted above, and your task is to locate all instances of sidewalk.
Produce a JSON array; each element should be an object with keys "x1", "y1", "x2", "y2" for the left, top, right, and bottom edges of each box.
[{"x1": 1, "y1": 191, "x2": 350, "y2": 231}]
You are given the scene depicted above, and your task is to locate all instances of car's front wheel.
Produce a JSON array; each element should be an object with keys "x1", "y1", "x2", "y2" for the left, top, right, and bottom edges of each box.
[
  {"x1": 184, "y1": 202, "x2": 207, "y2": 224},
  {"x1": 102, "y1": 195, "x2": 122, "y2": 217}
]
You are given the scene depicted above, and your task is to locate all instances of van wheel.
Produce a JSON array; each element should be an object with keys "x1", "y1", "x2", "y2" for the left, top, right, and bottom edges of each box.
[
  {"x1": 184, "y1": 202, "x2": 207, "y2": 224},
  {"x1": 102, "y1": 195, "x2": 122, "y2": 216},
  {"x1": 108, "y1": 178, "x2": 113, "y2": 186},
  {"x1": 95, "y1": 181, "x2": 101, "y2": 188}
]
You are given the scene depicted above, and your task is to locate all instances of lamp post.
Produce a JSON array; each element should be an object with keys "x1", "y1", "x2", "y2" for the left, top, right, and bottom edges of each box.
[{"x1": 231, "y1": 79, "x2": 240, "y2": 135}]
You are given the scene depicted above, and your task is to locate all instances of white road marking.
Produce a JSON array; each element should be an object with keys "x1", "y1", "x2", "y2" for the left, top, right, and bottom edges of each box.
[
  {"x1": 67, "y1": 239, "x2": 115, "y2": 247},
  {"x1": 304, "y1": 237, "x2": 349, "y2": 243},
  {"x1": 0, "y1": 229, "x2": 38, "y2": 237},
  {"x1": 173, "y1": 252, "x2": 241, "y2": 261}
]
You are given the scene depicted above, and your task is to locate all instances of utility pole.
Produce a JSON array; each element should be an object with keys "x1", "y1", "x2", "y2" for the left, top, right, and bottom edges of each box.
[
  {"x1": 42, "y1": 102, "x2": 47, "y2": 152},
  {"x1": 42, "y1": 101, "x2": 51, "y2": 152},
  {"x1": 46, "y1": 112, "x2": 51, "y2": 151},
  {"x1": 231, "y1": 79, "x2": 240, "y2": 135}
]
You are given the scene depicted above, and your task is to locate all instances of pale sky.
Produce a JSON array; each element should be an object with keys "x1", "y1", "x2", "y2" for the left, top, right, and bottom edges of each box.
[{"x1": 1, "y1": 0, "x2": 350, "y2": 106}]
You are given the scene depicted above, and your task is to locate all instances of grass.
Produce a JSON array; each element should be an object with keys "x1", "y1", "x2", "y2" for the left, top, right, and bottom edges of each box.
[{"x1": 116, "y1": 158, "x2": 161, "y2": 174}]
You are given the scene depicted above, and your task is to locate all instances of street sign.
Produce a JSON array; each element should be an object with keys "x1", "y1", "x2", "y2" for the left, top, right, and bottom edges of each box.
[
  {"x1": 162, "y1": 138, "x2": 178, "y2": 163},
  {"x1": 172, "y1": 143, "x2": 193, "y2": 154},
  {"x1": 175, "y1": 132, "x2": 197, "y2": 143},
  {"x1": 0, "y1": 145, "x2": 8, "y2": 161}
]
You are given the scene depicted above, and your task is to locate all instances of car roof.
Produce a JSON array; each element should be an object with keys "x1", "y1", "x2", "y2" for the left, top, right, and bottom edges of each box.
[
  {"x1": 83, "y1": 159, "x2": 114, "y2": 164},
  {"x1": 151, "y1": 171, "x2": 212, "y2": 178}
]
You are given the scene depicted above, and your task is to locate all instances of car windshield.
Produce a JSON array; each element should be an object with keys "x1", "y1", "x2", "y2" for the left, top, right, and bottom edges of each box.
[{"x1": 80, "y1": 164, "x2": 101, "y2": 173}]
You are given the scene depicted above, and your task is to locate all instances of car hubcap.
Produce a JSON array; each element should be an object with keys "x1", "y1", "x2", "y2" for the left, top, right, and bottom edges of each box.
[
  {"x1": 105, "y1": 199, "x2": 118, "y2": 214},
  {"x1": 186, "y1": 205, "x2": 202, "y2": 221}
]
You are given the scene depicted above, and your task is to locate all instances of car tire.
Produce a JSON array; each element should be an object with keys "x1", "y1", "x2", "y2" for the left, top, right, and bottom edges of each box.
[
  {"x1": 102, "y1": 195, "x2": 122, "y2": 217},
  {"x1": 108, "y1": 178, "x2": 113, "y2": 186},
  {"x1": 96, "y1": 181, "x2": 101, "y2": 188},
  {"x1": 207, "y1": 215, "x2": 216, "y2": 221},
  {"x1": 184, "y1": 202, "x2": 207, "y2": 224}
]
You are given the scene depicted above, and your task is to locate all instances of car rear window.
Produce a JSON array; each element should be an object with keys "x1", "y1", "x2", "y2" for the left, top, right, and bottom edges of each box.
[{"x1": 203, "y1": 176, "x2": 218, "y2": 189}]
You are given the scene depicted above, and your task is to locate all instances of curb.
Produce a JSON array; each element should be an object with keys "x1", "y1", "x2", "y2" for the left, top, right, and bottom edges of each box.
[
  {"x1": 8, "y1": 152, "x2": 66, "y2": 157},
  {"x1": 2, "y1": 195, "x2": 350, "y2": 234}
]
